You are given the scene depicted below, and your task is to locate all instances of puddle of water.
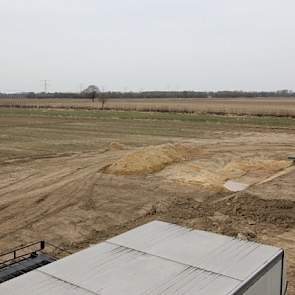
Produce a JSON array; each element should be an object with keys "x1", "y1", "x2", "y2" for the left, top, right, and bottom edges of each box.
[{"x1": 224, "y1": 180, "x2": 249, "y2": 192}]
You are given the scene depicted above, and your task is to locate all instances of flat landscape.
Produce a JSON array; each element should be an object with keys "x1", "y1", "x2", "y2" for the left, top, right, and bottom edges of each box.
[
  {"x1": 0, "y1": 106, "x2": 295, "y2": 292},
  {"x1": 1, "y1": 97, "x2": 295, "y2": 117}
]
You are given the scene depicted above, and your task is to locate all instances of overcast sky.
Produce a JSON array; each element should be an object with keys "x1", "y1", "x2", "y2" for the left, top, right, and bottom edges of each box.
[{"x1": 0, "y1": 0, "x2": 294, "y2": 92}]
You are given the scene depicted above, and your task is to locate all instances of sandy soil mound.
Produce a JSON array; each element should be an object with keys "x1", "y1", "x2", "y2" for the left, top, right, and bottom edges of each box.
[
  {"x1": 108, "y1": 142, "x2": 127, "y2": 151},
  {"x1": 104, "y1": 143, "x2": 194, "y2": 175},
  {"x1": 159, "y1": 159, "x2": 290, "y2": 190},
  {"x1": 158, "y1": 192, "x2": 295, "y2": 230},
  {"x1": 223, "y1": 160, "x2": 289, "y2": 176}
]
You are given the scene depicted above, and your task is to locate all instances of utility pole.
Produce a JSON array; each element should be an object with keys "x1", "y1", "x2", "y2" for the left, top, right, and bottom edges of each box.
[{"x1": 41, "y1": 80, "x2": 49, "y2": 93}]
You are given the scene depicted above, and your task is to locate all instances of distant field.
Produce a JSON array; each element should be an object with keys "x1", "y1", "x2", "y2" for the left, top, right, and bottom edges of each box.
[
  {"x1": 1, "y1": 107, "x2": 295, "y2": 128},
  {"x1": 1, "y1": 97, "x2": 295, "y2": 117}
]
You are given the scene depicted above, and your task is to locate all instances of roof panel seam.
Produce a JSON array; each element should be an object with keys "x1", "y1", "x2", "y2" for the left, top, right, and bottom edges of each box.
[
  {"x1": 37, "y1": 269, "x2": 100, "y2": 295},
  {"x1": 105, "y1": 241, "x2": 243, "y2": 283}
]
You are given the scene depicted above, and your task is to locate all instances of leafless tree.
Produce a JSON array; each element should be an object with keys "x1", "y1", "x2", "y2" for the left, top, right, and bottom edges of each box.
[
  {"x1": 90, "y1": 91, "x2": 96, "y2": 103},
  {"x1": 98, "y1": 96, "x2": 107, "y2": 110}
]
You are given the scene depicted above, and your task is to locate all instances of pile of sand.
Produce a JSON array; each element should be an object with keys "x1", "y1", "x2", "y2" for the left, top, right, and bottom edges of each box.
[
  {"x1": 108, "y1": 142, "x2": 127, "y2": 151},
  {"x1": 104, "y1": 143, "x2": 194, "y2": 175},
  {"x1": 158, "y1": 159, "x2": 290, "y2": 191},
  {"x1": 222, "y1": 160, "x2": 289, "y2": 177}
]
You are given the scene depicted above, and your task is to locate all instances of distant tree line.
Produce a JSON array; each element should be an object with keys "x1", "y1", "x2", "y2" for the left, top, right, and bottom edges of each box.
[{"x1": 0, "y1": 90, "x2": 294, "y2": 99}]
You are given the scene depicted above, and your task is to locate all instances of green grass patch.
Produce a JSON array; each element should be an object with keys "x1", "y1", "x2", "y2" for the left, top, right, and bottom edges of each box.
[{"x1": 0, "y1": 107, "x2": 295, "y2": 128}]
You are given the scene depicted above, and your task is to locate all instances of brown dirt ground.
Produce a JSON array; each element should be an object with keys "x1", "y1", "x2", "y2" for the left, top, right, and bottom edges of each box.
[{"x1": 0, "y1": 110, "x2": 295, "y2": 292}]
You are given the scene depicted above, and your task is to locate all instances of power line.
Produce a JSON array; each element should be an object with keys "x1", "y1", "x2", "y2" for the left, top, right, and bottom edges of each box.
[{"x1": 41, "y1": 80, "x2": 49, "y2": 93}]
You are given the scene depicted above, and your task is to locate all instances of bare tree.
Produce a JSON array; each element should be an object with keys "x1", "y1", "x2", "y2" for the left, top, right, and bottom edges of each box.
[
  {"x1": 90, "y1": 91, "x2": 96, "y2": 103},
  {"x1": 98, "y1": 96, "x2": 107, "y2": 110}
]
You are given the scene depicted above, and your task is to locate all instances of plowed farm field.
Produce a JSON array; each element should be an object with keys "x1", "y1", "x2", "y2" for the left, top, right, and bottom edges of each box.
[{"x1": 0, "y1": 108, "x2": 295, "y2": 292}]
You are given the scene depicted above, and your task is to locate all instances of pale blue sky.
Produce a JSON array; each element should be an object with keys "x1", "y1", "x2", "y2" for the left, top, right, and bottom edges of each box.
[{"x1": 0, "y1": 0, "x2": 294, "y2": 92}]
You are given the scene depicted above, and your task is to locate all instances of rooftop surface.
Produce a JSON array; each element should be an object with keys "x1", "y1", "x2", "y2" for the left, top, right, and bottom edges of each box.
[{"x1": 0, "y1": 221, "x2": 283, "y2": 295}]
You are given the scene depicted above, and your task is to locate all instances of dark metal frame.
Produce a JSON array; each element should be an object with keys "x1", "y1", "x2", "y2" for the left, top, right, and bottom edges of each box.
[
  {"x1": 0, "y1": 240, "x2": 73, "y2": 284},
  {"x1": 0, "y1": 240, "x2": 71, "y2": 269},
  {"x1": 0, "y1": 241, "x2": 45, "y2": 269}
]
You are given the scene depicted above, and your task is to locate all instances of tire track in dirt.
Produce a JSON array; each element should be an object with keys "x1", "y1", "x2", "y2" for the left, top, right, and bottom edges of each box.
[
  {"x1": 0, "y1": 172, "x2": 39, "y2": 190},
  {"x1": 0, "y1": 152, "x2": 115, "y2": 203},
  {"x1": 0, "y1": 152, "x2": 117, "y2": 245},
  {"x1": 0, "y1": 170, "x2": 101, "y2": 242}
]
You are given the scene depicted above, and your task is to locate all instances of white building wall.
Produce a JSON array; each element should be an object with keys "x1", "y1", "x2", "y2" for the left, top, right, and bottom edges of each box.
[{"x1": 242, "y1": 260, "x2": 283, "y2": 295}]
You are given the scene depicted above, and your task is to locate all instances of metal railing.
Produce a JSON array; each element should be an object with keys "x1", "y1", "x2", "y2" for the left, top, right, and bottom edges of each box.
[{"x1": 0, "y1": 241, "x2": 71, "y2": 269}]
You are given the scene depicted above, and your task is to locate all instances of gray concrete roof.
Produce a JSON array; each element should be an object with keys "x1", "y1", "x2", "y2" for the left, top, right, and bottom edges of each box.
[{"x1": 0, "y1": 221, "x2": 282, "y2": 295}]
